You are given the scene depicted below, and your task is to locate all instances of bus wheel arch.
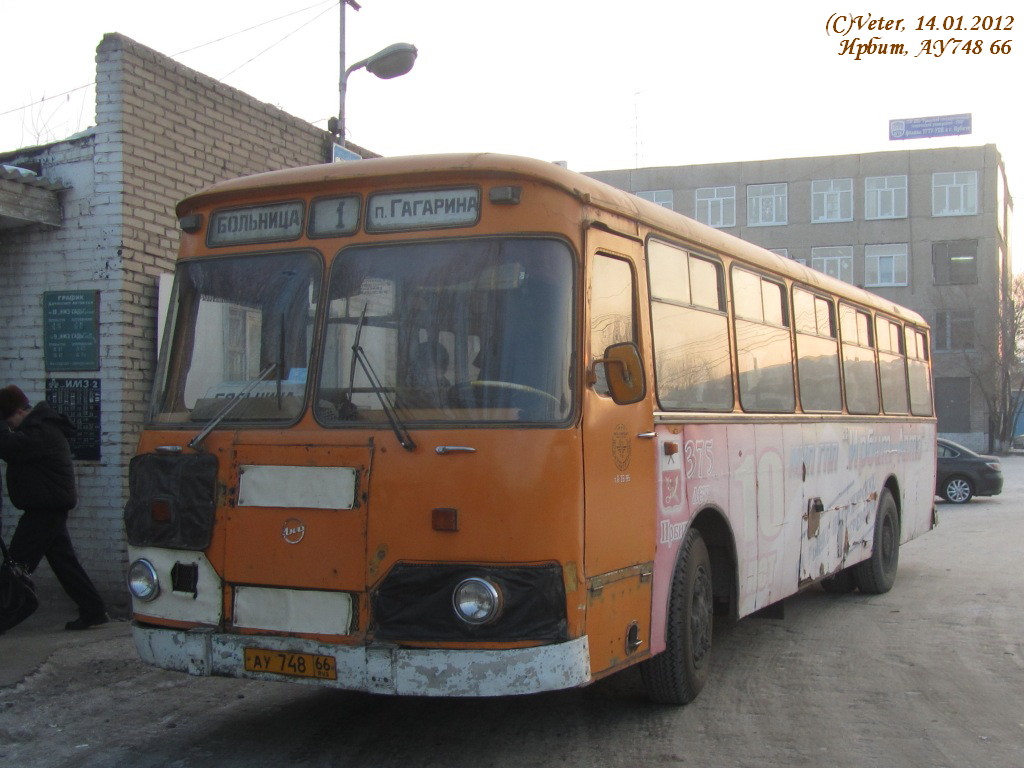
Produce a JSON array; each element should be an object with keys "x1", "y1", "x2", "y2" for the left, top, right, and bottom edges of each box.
[{"x1": 689, "y1": 506, "x2": 738, "y2": 618}]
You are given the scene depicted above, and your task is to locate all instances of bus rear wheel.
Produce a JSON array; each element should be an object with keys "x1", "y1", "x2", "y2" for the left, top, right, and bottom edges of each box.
[
  {"x1": 640, "y1": 528, "x2": 713, "y2": 705},
  {"x1": 854, "y1": 489, "x2": 900, "y2": 594}
]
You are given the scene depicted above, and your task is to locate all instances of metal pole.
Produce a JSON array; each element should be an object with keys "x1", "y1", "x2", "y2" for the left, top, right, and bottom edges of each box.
[{"x1": 338, "y1": 0, "x2": 347, "y2": 143}]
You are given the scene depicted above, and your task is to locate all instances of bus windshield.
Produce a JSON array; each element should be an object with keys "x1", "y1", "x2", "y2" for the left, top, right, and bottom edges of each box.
[
  {"x1": 152, "y1": 251, "x2": 320, "y2": 424},
  {"x1": 316, "y1": 237, "x2": 574, "y2": 425}
]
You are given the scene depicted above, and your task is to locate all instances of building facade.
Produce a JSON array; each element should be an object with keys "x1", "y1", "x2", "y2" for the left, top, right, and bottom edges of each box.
[
  {"x1": 0, "y1": 34, "x2": 341, "y2": 609},
  {"x1": 588, "y1": 145, "x2": 1014, "y2": 451}
]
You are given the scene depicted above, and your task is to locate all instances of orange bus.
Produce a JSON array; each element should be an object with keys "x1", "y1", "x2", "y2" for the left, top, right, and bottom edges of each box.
[{"x1": 126, "y1": 154, "x2": 936, "y2": 703}]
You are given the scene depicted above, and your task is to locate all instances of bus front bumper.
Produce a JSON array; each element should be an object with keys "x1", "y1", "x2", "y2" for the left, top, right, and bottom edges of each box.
[{"x1": 132, "y1": 623, "x2": 592, "y2": 697}]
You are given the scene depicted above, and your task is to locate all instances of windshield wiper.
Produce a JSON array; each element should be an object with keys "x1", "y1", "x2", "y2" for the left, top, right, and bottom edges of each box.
[
  {"x1": 188, "y1": 363, "x2": 277, "y2": 451},
  {"x1": 353, "y1": 346, "x2": 416, "y2": 452},
  {"x1": 345, "y1": 305, "x2": 368, "y2": 407},
  {"x1": 347, "y1": 307, "x2": 415, "y2": 452}
]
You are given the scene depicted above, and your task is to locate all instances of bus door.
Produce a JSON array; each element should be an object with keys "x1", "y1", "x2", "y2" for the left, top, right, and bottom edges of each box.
[
  {"x1": 582, "y1": 232, "x2": 657, "y2": 674},
  {"x1": 221, "y1": 439, "x2": 372, "y2": 634}
]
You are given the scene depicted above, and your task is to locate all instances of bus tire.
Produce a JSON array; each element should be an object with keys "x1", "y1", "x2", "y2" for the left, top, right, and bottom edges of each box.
[
  {"x1": 640, "y1": 528, "x2": 713, "y2": 705},
  {"x1": 854, "y1": 489, "x2": 900, "y2": 595}
]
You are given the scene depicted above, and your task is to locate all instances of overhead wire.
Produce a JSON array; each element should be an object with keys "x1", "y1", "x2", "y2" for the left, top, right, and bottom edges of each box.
[
  {"x1": 219, "y1": 2, "x2": 336, "y2": 80},
  {"x1": 0, "y1": 0, "x2": 337, "y2": 120}
]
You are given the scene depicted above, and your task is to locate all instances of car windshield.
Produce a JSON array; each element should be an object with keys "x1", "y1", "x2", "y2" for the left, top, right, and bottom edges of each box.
[
  {"x1": 315, "y1": 237, "x2": 574, "y2": 424},
  {"x1": 151, "y1": 251, "x2": 320, "y2": 424}
]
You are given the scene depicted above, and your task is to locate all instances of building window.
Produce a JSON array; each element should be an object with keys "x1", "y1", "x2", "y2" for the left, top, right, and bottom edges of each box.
[
  {"x1": 811, "y1": 178, "x2": 853, "y2": 223},
  {"x1": 695, "y1": 186, "x2": 736, "y2": 227},
  {"x1": 934, "y1": 310, "x2": 975, "y2": 351},
  {"x1": 865, "y1": 175, "x2": 907, "y2": 219},
  {"x1": 865, "y1": 244, "x2": 909, "y2": 287},
  {"x1": 933, "y1": 240, "x2": 978, "y2": 284},
  {"x1": 747, "y1": 183, "x2": 788, "y2": 226},
  {"x1": 810, "y1": 246, "x2": 853, "y2": 283},
  {"x1": 638, "y1": 189, "x2": 673, "y2": 209},
  {"x1": 932, "y1": 171, "x2": 978, "y2": 216}
]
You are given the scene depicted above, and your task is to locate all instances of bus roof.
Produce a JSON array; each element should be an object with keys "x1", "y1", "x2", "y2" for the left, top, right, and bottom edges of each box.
[{"x1": 178, "y1": 153, "x2": 927, "y2": 327}]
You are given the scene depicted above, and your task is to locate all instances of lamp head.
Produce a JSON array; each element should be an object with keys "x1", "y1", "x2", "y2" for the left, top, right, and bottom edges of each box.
[{"x1": 365, "y1": 43, "x2": 418, "y2": 79}]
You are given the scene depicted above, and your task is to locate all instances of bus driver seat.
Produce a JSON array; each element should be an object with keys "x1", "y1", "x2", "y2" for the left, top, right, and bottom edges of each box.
[{"x1": 401, "y1": 341, "x2": 451, "y2": 410}]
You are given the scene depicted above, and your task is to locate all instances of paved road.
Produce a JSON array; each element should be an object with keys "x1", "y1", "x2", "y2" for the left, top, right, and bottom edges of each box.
[{"x1": 2, "y1": 459, "x2": 1023, "y2": 767}]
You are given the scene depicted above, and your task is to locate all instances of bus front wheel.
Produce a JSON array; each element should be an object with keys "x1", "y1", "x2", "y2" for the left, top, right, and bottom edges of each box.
[
  {"x1": 640, "y1": 528, "x2": 713, "y2": 705},
  {"x1": 854, "y1": 489, "x2": 900, "y2": 594}
]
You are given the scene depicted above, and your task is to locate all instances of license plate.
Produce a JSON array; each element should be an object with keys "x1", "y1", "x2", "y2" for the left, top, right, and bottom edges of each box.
[{"x1": 244, "y1": 648, "x2": 337, "y2": 680}]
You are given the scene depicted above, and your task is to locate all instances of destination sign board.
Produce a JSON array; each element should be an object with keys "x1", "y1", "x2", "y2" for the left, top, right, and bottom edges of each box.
[
  {"x1": 367, "y1": 188, "x2": 480, "y2": 232},
  {"x1": 309, "y1": 195, "x2": 361, "y2": 237},
  {"x1": 889, "y1": 114, "x2": 972, "y2": 141},
  {"x1": 208, "y1": 202, "x2": 304, "y2": 246}
]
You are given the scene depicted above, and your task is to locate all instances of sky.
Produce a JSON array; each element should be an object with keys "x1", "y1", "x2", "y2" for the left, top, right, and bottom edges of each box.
[{"x1": 2, "y1": 0, "x2": 1021, "y2": 259}]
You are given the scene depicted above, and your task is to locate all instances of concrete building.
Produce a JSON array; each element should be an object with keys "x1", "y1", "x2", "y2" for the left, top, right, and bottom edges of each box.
[
  {"x1": 588, "y1": 145, "x2": 1014, "y2": 451},
  {"x1": 0, "y1": 34, "x2": 347, "y2": 610}
]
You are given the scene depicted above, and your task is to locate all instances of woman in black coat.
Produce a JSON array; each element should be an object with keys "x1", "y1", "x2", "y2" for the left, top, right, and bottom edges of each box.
[{"x1": 0, "y1": 385, "x2": 107, "y2": 630}]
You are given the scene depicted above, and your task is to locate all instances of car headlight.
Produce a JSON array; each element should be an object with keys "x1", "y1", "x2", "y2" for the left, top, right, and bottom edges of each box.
[
  {"x1": 128, "y1": 559, "x2": 160, "y2": 602},
  {"x1": 452, "y1": 577, "x2": 503, "y2": 626}
]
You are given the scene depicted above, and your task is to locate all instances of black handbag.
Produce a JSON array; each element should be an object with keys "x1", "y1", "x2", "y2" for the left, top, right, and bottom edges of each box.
[{"x1": 0, "y1": 535, "x2": 38, "y2": 632}]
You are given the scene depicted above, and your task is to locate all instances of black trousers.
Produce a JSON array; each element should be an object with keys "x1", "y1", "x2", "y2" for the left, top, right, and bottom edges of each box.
[{"x1": 8, "y1": 507, "x2": 106, "y2": 619}]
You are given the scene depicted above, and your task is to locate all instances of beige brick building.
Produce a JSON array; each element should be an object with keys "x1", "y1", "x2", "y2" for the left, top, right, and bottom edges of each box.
[
  {"x1": 0, "y1": 34, "x2": 342, "y2": 609},
  {"x1": 588, "y1": 145, "x2": 1014, "y2": 451}
]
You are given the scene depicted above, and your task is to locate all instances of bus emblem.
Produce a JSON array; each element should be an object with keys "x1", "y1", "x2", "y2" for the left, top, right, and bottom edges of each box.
[
  {"x1": 282, "y1": 518, "x2": 306, "y2": 544},
  {"x1": 612, "y1": 424, "x2": 632, "y2": 471}
]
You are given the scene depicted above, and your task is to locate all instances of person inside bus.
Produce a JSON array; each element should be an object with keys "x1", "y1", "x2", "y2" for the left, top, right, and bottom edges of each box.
[
  {"x1": 400, "y1": 341, "x2": 451, "y2": 410},
  {"x1": 0, "y1": 384, "x2": 108, "y2": 631}
]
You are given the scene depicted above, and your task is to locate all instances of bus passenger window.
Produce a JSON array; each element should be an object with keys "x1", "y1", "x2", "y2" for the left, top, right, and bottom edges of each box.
[
  {"x1": 733, "y1": 267, "x2": 795, "y2": 413},
  {"x1": 876, "y1": 316, "x2": 909, "y2": 414},
  {"x1": 590, "y1": 255, "x2": 635, "y2": 397},
  {"x1": 906, "y1": 327, "x2": 933, "y2": 416},
  {"x1": 793, "y1": 288, "x2": 841, "y2": 412},
  {"x1": 839, "y1": 304, "x2": 880, "y2": 415},
  {"x1": 648, "y1": 241, "x2": 732, "y2": 411}
]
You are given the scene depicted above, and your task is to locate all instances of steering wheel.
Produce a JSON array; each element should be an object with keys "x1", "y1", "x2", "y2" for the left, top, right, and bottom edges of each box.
[{"x1": 453, "y1": 380, "x2": 561, "y2": 407}]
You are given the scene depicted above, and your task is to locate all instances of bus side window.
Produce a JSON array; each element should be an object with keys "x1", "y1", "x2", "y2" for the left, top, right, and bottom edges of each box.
[
  {"x1": 732, "y1": 267, "x2": 795, "y2": 413},
  {"x1": 906, "y1": 327, "x2": 934, "y2": 416},
  {"x1": 590, "y1": 255, "x2": 636, "y2": 397},
  {"x1": 648, "y1": 241, "x2": 733, "y2": 412},
  {"x1": 876, "y1": 316, "x2": 909, "y2": 414},
  {"x1": 839, "y1": 303, "x2": 880, "y2": 415},
  {"x1": 793, "y1": 288, "x2": 841, "y2": 412}
]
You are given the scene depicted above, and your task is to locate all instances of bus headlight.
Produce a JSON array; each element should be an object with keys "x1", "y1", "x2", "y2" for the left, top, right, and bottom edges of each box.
[
  {"x1": 452, "y1": 577, "x2": 503, "y2": 626},
  {"x1": 128, "y1": 559, "x2": 160, "y2": 602}
]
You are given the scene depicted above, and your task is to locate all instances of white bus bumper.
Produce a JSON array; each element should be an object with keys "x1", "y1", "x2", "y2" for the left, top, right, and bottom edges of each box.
[{"x1": 132, "y1": 624, "x2": 592, "y2": 697}]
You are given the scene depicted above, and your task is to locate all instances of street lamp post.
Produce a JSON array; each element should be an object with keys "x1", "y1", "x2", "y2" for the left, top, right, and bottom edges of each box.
[{"x1": 330, "y1": 0, "x2": 417, "y2": 157}]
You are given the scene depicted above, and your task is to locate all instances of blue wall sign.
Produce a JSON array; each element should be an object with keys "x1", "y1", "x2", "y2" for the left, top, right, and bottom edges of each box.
[{"x1": 889, "y1": 114, "x2": 972, "y2": 141}]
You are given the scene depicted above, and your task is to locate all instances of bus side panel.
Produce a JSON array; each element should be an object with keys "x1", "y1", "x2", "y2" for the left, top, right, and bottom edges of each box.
[{"x1": 650, "y1": 419, "x2": 937, "y2": 646}]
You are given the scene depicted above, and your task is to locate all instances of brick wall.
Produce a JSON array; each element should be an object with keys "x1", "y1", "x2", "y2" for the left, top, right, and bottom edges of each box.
[{"x1": 1, "y1": 33, "x2": 332, "y2": 611}]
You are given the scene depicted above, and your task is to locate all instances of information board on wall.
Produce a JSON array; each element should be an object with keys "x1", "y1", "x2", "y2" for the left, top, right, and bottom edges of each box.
[
  {"x1": 45, "y1": 378, "x2": 101, "y2": 461},
  {"x1": 43, "y1": 291, "x2": 100, "y2": 372}
]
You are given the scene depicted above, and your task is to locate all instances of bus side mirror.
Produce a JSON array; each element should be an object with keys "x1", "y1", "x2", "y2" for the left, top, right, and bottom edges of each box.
[{"x1": 594, "y1": 342, "x2": 646, "y2": 405}]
